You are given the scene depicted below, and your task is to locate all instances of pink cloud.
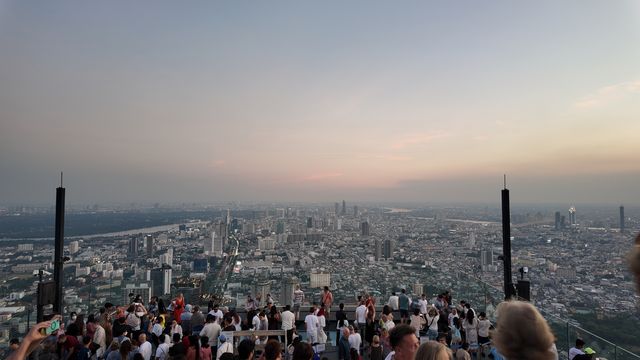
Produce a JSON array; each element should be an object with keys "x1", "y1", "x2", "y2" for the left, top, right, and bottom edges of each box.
[
  {"x1": 575, "y1": 81, "x2": 640, "y2": 109},
  {"x1": 391, "y1": 131, "x2": 448, "y2": 149}
]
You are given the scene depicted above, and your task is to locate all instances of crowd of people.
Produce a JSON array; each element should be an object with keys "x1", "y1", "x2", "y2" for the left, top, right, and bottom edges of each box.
[{"x1": 7, "y1": 232, "x2": 640, "y2": 360}]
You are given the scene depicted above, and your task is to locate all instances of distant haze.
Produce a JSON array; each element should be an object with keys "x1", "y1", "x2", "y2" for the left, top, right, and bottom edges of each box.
[{"x1": 1, "y1": 1, "x2": 640, "y2": 205}]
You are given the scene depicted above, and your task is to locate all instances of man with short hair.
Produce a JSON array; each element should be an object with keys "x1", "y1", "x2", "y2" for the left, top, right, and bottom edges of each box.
[
  {"x1": 281, "y1": 305, "x2": 296, "y2": 344},
  {"x1": 385, "y1": 324, "x2": 419, "y2": 360},
  {"x1": 338, "y1": 327, "x2": 351, "y2": 360},
  {"x1": 293, "y1": 285, "x2": 305, "y2": 320},
  {"x1": 304, "y1": 307, "x2": 319, "y2": 344},
  {"x1": 200, "y1": 314, "x2": 221, "y2": 354},
  {"x1": 138, "y1": 332, "x2": 153, "y2": 360},
  {"x1": 237, "y1": 338, "x2": 255, "y2": 360},
  {"x1": 398, "y1": 289, "x2": 410, "y2": 324},
  {"x1": 569, "y1": 339, "x2": 586, "y2": 360},
  {"x1": 209, "y1": 304, "x2": 224, "y2": 324},
  {"x1": 348, "y1": 326, "x2": 362, "y2": 355},
  {"x1": 388, "y1": 292, "x2": 399, "y2": 311},
  {"x1": 418, "y1": 294, "x2": 429, "y2": 315}
]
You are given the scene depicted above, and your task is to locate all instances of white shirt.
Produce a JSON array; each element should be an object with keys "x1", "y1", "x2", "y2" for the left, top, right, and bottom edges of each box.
[
  {"x1": 348, "y1": 333, "x2": 362, "y2": 354},
  {"x1": 252, "y1": 315, "x2": 261, "y2": 330},
  {"x1": 418, "y1": 299, "x2": 429, "y2": 314},
  {"x1": 355, "y1": 305, "x2": 367, "y2": 323},
  {"x1": 138, "y1": 341, "x2": 153, "y2": 360},
  {"x1": 478, "y1": 319, "x2": 491, "y2": 337},
  {"x1": 305, "y1": 314, "x2": 319, "y2": 332},
  {"x1": 569, "y1": 348, "x2": 584, "y2": 360},
  {"x1": 426, "y1": 314, "x2": 439, "y2": 331},
  {"x1": 155, "y1": 343, "x2": 170, "y2": 360},
  {"x1": 281, "y1": 310, "x2": 295, "y2": 330},
  {"x1": 385, "y1": 319, "x2": 396, "y2": 331},
  {"x1": 200, "y1": 322, "x2": 221, "y2": 346},
  {"x1": 209, "y1": 309, "x2": 224, "y2": 323},
  {"x1": 388, "y1": 296, "x2": 399, "y2": 310},
  {"x1": 217, "y1": 342, "x2": 234, "y2": 360},
  {"x1": 384, "y1": 351, "x2": 395, "y2": 360}
]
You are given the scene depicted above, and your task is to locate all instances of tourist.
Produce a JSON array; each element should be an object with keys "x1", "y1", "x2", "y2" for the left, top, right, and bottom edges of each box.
[
  {"x1": 415, "y1": 340, "x2": 452, "y2": 360},
  {"x1": 629, "y1": 233, "x2": 640, "y2": 291},
  {"x1": 171, "y1": 319, "x2": 183, "y2": 337},
  {"x1": 455, "y1": 343, "x2": 471, "y2": 360},
  {"x1": 370, "y1": 335, "x2": 383, "y2": 360},
  {"x1": 216, "y1": 334, "x2": 233, "y2": 360},
  {"x1": 569, "y1": 339, "x2": 586, "y2": 360},
  {"x1": 462, "y1": 309, "x2": 478, "y2": 350},
  {"x1": 292, "y1": 342, "x2": 314, "y2": 360},
  {"x1": 388, "y1": 292, "x2": 399, "y2": 311},
  {"x1": 200, "y1": 314, "x2": 221, "y2": 354},
  {"x1": 186, "y1": 334, "x2": 202, "y2": 360},
  {"x1": 137, "y1": 332, "x2": 153, "y2": 360},
  {"x1": 385, "y1": 324, "x2": 419, "y2": 360},
  {"x1": 155, "y1": 334, "x2": 171, "y2": 360},
  {"x1": 398, "y1": 289, "x2": 410, "y2": 324},
  {"x1": 338, "y1": 328, "x2": 351, "y2": 360},
  {"x1": 321, "y1": 286, "x2": 333, "y2": 314},
  {"x1": 348, "y1": 326, "x2": 362, "y2": 356},
  {"x1": 264, "y1": 339, "x2": 283, "y2": 360},
  {"x1": 409, "y1": 308, "x2": 426, "y2": 337},
  {"x1": 304, "y1": 307, "x2": 319, "y2": 344},
  {"x1": 281, "y1": 304, "x2": 296, "y2": 344},
  {"x1": 492, "y1": 301, "x2": 556, "y2": 360},
  {"x1": 173, "y1": 293, "x2": 186, "y2": 324},
  {"x1": 425, "y1": 307, "x2": 439, "y2": 341},
  {"x1": 293, "y1": 285, "x2": 305, "y2": 320}
]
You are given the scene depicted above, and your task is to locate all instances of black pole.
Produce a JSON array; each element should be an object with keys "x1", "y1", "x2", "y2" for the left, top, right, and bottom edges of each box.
[
  {"x1": 501, "y1": 177, "x2": 514, "y2": 300},
  {"x1": 53, "y1": 175, "x2": 65, "y2": 314},
  {"x1": 36, "y1": 269, "x2": 43, "y2": 322}
]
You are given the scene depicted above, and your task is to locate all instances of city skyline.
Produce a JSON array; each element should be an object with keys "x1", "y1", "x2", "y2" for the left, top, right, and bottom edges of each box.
[{"x1": 1, "y1": 1, "x2": 640, "y2": 205}]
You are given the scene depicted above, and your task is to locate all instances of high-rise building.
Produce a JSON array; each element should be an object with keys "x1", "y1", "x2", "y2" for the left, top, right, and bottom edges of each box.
[
  {"x1": 560, "y1": 215, "x2": 566, "y2": 229},
  {"x1": 69, "y1": 241, "x2": 79, "y2": 254},
  {"x1": 361, "y1": 221, "x2": 370, "y2": 236},
  {"x1": 342, "y1": 200, "x2": 346, "y2": 215},
  {"x1": 554, "y1": 211, "x2": 561, "y2": 231},
  {"x1": 335, "y1": 218, "x2": 342, "y2": 231},
  {"x1": 276, "y1": 221, "x2": 285, "y2": 234},
  {"x1": 412, "y1": 283, "x2": 423, "y2": 295},
  {"x1": 310, "y1": 272, "x2": 331, "y2": 288},
  {"x1": 128, "y1": 237, "x2": 138, "y2": 258},
  {"x1": 122, "y1": 283, "x2": 152, "y2": 304},
  {"x1": 150, "y1": 265, "x2": 172, "y2": 296},
  {"x1": 383, "y1": 239, "x2": 394, "y2": 259},
  {"x1": 159, "y1": 248, "x2": 173, "y2": 267},
  {"x1": 569, "y1": 206, "x2": 576, "y2": 225},
  {"x1": 258, "y1": 237, "x2": 276, "y2": 251},
  {"x1": 216, "y1": 221, "x2": 228, "y2": 249},
  {"x1": 468, "y1": 232, "x2": 476, "y2": 248},
  {"x1": 145, "y1": 235, "x2": 153, "y2": 257},
  {"x1": 307, "y1": 217, "x2": 313, "y2": 228},
  {"x1": 620, "y1": 205, "x2": 625, "y2": 232},
  {"x1": 481, "y1": 249, "x2": 497, "y2": 271},
  {"x1": 226, "y1": 209, "x2": 231, "y2": 225},
  {"x1": 353, "y1": 205, "x2": 359, "y2": 217},
  {"x1": 374, "y1": 239, "x2": 382, "y2": 261},
  {"x1": 193, "y1": 258, "x2": 209, "y2": 273},
  {"x1": 334, "y1": 202, "x2": 340, "y2": 216}
]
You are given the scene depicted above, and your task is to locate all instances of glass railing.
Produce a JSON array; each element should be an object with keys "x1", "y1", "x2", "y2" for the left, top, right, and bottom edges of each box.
[{"x1": 441, "y1": 270, "x2": 640, "y2": 360}]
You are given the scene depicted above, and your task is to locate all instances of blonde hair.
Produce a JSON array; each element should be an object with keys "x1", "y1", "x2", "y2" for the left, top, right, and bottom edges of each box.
[
  {"x1": 629, "y1": 234, "x2": 640, "y2": 290},
  {"x1": 414, "y1": 341, "x2": 451, "y2": 360},
  {"x1": 492, "y1": 301, "x2": 555, "y2": 360}
]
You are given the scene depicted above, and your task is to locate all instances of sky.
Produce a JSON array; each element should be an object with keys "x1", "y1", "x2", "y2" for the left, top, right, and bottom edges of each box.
[{"x1": 1, "y1": 1, "x2": 640, "y2": 205}]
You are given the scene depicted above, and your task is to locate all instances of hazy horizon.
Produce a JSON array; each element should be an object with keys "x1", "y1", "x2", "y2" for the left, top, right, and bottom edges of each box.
[{"x1": 2, "y1": 1, "x2": 640, "y2": 205}]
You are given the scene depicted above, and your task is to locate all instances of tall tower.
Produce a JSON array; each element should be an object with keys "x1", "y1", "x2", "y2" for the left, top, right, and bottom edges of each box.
[
  {"x1": 128, "y1": 237, "x2": 139, "y2": 258},
  {"x1": 374, "y1": 239, "x2": 382, "y2": 261},
  {"x1": 342, "y1": 200, "x2": 346, "y2": 215},
  {"x1": 145, "y1": 235, "x2": 153, "y2": 257},
  {"x1": 554, "y1": 211, "x2": 561, "y2": 231},
  {"x1": 334, "y1": 202, "x2": 340, "y2": 216},
  {"x1": 383, "y1": 239, "x2": 394, "y2": 260},
  {"x1": 569, "y1": 206, "x2": 576, "y2": 225},
  {"x1": 620, "y1": 205, "x2": 625, "y2": 232},
  {"x1": 361, "y1": 221, "x2": 370, "y2": 236}
]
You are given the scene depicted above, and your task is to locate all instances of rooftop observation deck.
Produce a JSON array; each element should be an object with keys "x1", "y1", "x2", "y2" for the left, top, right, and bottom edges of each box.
[{"x1": 3, "y1": 271, "x2": 639, "y2": 360}]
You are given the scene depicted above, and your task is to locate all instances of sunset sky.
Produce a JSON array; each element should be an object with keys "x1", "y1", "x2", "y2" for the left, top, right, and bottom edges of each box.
[{"x1": 1, "y1": 1, "x2": 640, "y2": 205}]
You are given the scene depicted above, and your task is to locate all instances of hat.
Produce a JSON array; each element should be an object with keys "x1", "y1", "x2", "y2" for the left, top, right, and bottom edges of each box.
[
  {"x1": 584, "y1": 348, "x2": 596, "y2": 355},
  {"x1": 219, "y1": 334, "x2": 227, "y2": 343}
]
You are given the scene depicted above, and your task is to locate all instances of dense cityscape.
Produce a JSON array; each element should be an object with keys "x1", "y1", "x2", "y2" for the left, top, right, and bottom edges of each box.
[{"x1": 1, "y1": 201, "x2": 638, "y2": 356}]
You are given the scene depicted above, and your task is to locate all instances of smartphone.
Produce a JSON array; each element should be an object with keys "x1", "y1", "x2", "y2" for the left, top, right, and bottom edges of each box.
[{"x1": 40, "y1": 319, "x2": 60, "y2": 335}]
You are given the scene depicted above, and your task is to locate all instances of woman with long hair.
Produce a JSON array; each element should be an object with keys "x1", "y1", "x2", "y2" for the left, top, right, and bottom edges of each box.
[
  {"x1": 186, "y1": 334, "x2": 201, "y2": 360},
  {"x1": 414, "y1": 341, "x2": 452, "y2": 360}
]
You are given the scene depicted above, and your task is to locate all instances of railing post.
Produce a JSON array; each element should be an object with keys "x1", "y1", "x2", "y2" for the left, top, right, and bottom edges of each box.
[{"x1": 566, "y1": 322, "x2": 570, "y2": 360}]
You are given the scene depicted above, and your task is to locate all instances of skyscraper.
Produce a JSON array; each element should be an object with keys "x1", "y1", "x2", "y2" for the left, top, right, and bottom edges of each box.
[
  {"x1": 69, "y1": 241, "x2": 79, "y2": 255},
  {"x1": 128, "y1": 237, "x2": 138, "y2": 258},
  {"x1": 342, "y1": 200, "x2": 346, "y2": 215},
  {"x1": 383, "y1": 239, "x2": 394, "y2": 259},
  {"x1": 276, "y1": 221, "x2": 285, "y2": 234},
  {"x1": 145, "y1": 235, "x2": 153, "y2": 257},
  {"x1": 374, "y1": 239, "x2": 382, "y2": 261},
  {"x1": 361, "y1": 221, "x2": 370, "y2": 236},
  {"x1": 150, "y1": 264, "x2": 172, "y2": 296},
  {"x1": 569, "y1": 206, "x2": 576, "y2": 225},
  {"x1": 620, "y1": 205, "x2": 625, "y2": 232},
  {"x1": 307, "y1": 217, "x2": 313, "y2": 228},
  {"x1": 554, "y1": 211, "x2": 561, "y2": 231},
  {"x1": 334, "y1": 202, "x2": 340, "y2": 216}
]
